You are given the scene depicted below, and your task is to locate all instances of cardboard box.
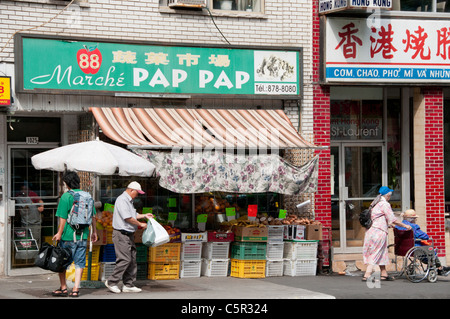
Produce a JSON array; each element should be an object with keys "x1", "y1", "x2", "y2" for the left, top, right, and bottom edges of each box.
[
  {"x1": 134, "y1": 228, "x2": 144, "y2": 244},
  {"x1": 207, "y1": 231, "x2": 234, "y2": 242},
  {"x1": 232, "y1": 226, "x2": 268, "y2": 242},
  {"x1": 283, "y1": 225, "x2": 306, "y2": 241},
  {"x1": 306, "y1": 224, "x2": 323, "y2": 240},
  {"x1": 93, "y1": 228, "x2": 107, "y2": 246}
]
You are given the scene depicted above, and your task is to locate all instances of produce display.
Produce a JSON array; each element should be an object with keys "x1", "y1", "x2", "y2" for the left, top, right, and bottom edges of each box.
[
  {"x1": 194, "y1": 196, "x2": 241, "y2": 214},
  {"x1": 97, "y1": 211, "x2": 113, "y2": 228},
  {"x1": 220, "y1": 215, "x2": 321, "y2": 227}
]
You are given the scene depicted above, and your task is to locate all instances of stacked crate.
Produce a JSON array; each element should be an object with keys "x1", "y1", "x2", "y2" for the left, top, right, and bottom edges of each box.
[
  {"x1": 201, "y1": 241, "x2": 231, "y2": 277},
  {"x1": 283, "y1": 240, "x2": 318, "y2": 276},
  {"x1": 230, "y1": 242, "x2": 267, "y2": 278},
  {"x1": 82, "y1": 245, "x2": 101, "y2": 281},
  {"x1": 265, "y1": 225, "x2": 284, "y2": 277},
  {"x1": 180, "y1": 242, "x2": 203, "y2": 278},
  {"x1": 136, "y1": 244, "x2": 148, "y2": 280},
  {"x1": 148, "y1": 243, "x2": 181, "y2": 280}
]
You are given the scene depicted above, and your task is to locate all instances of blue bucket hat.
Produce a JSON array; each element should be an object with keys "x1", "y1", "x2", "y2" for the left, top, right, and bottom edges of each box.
[{"x1": 379, "y1": 186, "x2": 394, "y2": 196}]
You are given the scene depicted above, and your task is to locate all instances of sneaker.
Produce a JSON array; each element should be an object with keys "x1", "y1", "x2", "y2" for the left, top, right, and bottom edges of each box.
[
  {"x1": 105, "y1": 280, "x2": 121, "y2": 294},
  {"x1": 122, "y1": 285, "x2": 142, "y2": 293},
  {"x1": 442, "y1": 267, "x2": 450, "y2": 277}
]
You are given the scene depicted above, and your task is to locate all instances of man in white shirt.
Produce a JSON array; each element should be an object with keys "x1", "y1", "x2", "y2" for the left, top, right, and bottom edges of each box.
[{"x1": 105, "y1": 182, "x2": 152, "y2": 293}]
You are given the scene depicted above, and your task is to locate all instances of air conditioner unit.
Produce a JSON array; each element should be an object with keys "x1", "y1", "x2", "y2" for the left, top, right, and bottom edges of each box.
[{"x1": 168, "y1": 0, "x2": 207, "y2": 9}]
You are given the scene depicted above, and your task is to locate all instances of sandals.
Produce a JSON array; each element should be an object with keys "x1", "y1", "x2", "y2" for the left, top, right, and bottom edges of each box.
[
  {"x1": 52, "y1": 287, "x2": 68, "y2": 297},
  {"x1": 52, "y1": 287, "x2": 80, "y2": 297},
  {"x1": 361, "y1": 275, "x2": 395, "y2": 281},
  {"x1": 380, "y1": 275, "x2": 395, "y2": 281}
]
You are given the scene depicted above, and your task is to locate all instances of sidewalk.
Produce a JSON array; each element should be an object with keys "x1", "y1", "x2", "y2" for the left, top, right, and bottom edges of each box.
[
  {"x1": 0, "y1": 272, "x2": 335, "y2": 299},
  {"x1": 1, "y1": 269, "x2": 450, "y2": 300}
]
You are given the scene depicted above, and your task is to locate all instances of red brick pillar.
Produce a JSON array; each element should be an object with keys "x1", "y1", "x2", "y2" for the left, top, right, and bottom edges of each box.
[
  {"x1": 312, "y1": 2, "x2": 332, "y2": 266},
  {"x1": 312, "y1": 2, "x2": 331, "y2": 230},
  {"x1": 423, "y1": 87, "x2": 446, "y2": 258}
]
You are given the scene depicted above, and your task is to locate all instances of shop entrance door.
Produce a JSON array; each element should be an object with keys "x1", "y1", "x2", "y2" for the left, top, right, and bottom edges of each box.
[
  {"x1": 331, "y1": 143, "x2": 385, "y2": 253},
  {"x1": 7, "y1": 146, "x2": 59, "y2": 272}
]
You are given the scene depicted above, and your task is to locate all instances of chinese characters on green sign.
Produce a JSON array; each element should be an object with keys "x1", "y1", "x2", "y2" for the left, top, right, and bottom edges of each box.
[{"x1": 18, "y1": 37, "x2": 301, "y2": 96}]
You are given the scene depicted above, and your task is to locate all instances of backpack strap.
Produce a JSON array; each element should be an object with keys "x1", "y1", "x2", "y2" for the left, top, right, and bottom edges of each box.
[{"x1": 67, "y1": 189, "x2": 81, "y2": 243}]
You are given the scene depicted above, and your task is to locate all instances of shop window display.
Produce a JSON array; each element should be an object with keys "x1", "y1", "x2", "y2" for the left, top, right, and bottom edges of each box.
[{"x1": 99, "y1": 176, "x2": 282, "y2": 230}]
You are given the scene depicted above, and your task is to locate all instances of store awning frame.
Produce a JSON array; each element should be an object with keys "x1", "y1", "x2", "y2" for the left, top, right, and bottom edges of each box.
[{"x1": 91, "y1": 107, "x2": 323, "y2": 150}]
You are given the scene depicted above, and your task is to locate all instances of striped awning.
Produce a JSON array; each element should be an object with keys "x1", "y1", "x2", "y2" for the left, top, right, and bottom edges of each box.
[{"x1": 91, "y1": 107, "x2": 317, "y2": 149}]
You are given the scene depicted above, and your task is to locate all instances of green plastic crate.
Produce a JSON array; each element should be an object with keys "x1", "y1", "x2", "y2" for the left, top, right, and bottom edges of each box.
[{"x1": 231, "y1": 242, "x2": 267, "y2": 260}]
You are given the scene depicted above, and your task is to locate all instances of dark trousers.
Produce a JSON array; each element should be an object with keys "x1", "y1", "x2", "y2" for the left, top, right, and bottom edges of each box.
[{"x1": 108, "y1": 229, "x2": 137, "y2": 287}]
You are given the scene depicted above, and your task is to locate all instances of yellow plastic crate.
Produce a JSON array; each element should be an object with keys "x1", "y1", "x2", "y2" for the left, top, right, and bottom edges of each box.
[
  {"x1": 148, "y1": 262, "x2": 179, "y2": 280},
  {"x1": 148, "y1": 243, "x2": 181, "y2": 262},
  {"x1": 230, "y1": 259, "x2": 266, "y2": 279},
  {"x1": 86, "y1": 245, "x2": 101, "y2": 264},
  {"x1": 81, "y1": 263, "x2": 100, "y2": 281},
  {"x1": 106, "y1": 226, "x2": 113, "y2": 244}
]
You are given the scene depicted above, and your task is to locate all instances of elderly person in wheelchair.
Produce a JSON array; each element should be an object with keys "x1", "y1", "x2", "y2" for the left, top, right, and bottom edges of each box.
[{"x1": 394, "y1": 209, "x2": 450, "y2": 282}]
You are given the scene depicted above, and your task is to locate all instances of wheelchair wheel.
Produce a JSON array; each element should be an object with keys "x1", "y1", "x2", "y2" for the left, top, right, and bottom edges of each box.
[
  {"x1": 404, "y1": 246, "x2": 431, "y2": 283},
  {"x1": 427, "y1": 269, "x2": 438, "y2": 283}
]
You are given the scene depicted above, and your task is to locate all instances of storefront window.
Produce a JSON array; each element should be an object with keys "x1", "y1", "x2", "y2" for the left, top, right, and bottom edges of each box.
[
  {"x1": 393, "y1": 0, "x2": 449, "y2": 12},
  {"x1": 99, "y1": 175, "x2": 282, "y2": 231},
  {"x1": 331, "y1": 100, "x2": 383, "y2": 141},
  {"x1": 7, "y1": 117, "x2": 61, "y2": 143},
  {"x1": 99, "y1": 176, "x2": 193, "y2": 229},
  {"x1": 387, "y1": 88, "x2": 402, "y2": 206}
]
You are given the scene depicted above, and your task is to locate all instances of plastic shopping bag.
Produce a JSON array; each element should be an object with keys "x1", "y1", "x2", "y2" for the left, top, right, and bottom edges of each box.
[{"x1": 142, "y1": 218, "x2": 170, "y2": 247}]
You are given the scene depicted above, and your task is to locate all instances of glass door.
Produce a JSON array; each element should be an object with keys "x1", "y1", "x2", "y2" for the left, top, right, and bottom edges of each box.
[
  {"x1": 8, "y1": 147, "x2": 59, "y2": 269},
  {"x1": 331, "y1": 143, "x2": 385, "y2": 253}
]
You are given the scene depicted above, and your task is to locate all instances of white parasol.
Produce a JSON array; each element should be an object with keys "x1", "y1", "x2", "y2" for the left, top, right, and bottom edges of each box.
[{"x1": 31, "y1": 140, "x2": 155, "y2": 177}]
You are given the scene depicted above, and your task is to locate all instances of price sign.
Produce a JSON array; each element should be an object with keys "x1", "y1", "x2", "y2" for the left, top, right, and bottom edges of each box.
[
  {"x1": 104, "y1": 203, "x2": 114, "y2": 212},
  {"x1": 278, "y1": 209, "x2": 287, "y2": 219},
  {"x1": 248, "y1": 205, "x2": 257, "y2": 221},
  {"x1": 226, "y1": 207, "x2": 236, "y2": 221},
  {"x1": 142, "y1": 207, "x2": 153, "y2": 215}
]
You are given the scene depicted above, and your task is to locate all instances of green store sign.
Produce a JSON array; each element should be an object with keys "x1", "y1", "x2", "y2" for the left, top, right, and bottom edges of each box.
[{"x1": 17, "y1": 35, "x2": 302, "y2": 97}]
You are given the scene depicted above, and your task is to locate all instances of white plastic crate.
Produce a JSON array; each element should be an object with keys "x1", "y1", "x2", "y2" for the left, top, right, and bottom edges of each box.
[
  {"x1": 180, "y1": 260, "x2": 202, "y2": 278},
  {"x1": 267, "y1": 225, "x2": 284, "y2": 242},
  {"x1": 283, "y1": 241, "x2": 318, "y2": 260},
  {"x1": 201, "y1": 259, "x2": 229, "y2": 277},
  {"x1": 202, "y1": 242, "x2": 230, "y2": 260},
  {"x1": 99, "y1": 262, "x2": 116, "y2": 281},
  {"x1": 266, "y1": 242, "x2": 284, "y2": 260},
  {"x1": 265, "y1": 260, "x2": 284, "y2": 277},
  {"x1": 181, "y1": 242, "x2": 202, "y2": 260},
  {"x1": 283, "y1": 259, "x2": 317, "y2": 276}
]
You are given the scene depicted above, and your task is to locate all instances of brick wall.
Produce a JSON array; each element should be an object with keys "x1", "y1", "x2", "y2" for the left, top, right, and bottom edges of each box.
[
  {"x1": 423, "y1": 87, "x2": 446, "y2": 257},
  {"x1": 312, "y1": 1, "x2": 331, "y2": 237}
]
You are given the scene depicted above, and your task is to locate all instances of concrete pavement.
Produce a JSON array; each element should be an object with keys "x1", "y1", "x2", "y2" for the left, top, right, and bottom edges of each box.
[{"x1": 0, "y1": 270, "x2": 449, "y2": 300}]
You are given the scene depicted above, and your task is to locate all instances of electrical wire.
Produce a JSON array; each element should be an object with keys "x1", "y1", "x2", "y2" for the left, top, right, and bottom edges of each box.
[
  {"x1": 0, "y1": 0, "x2": 76, "y2": 60},
  {"x1": 204, "y1": 6, "x2": 231, "y2": 46}
]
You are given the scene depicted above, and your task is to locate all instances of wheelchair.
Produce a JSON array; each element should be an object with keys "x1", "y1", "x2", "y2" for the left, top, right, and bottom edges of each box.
[{"x1": 390, "y1": 228, "x2": 439, "y2": 283}]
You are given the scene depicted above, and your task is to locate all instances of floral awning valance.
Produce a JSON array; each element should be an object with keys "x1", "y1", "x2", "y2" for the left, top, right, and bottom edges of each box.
[{"x1": 133, "y1": 150, "x2": 319, "y2": 195}]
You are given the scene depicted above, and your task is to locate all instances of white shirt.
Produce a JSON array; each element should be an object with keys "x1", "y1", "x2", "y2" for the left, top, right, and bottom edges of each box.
[{"x1": 112, "y1": 191, "x2": 137, "y2": 233}]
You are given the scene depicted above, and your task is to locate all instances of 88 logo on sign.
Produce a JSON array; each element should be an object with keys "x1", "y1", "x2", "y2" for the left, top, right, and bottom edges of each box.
[{"x1": 76, "y1": 45, "x2": 102, "y2": 74}]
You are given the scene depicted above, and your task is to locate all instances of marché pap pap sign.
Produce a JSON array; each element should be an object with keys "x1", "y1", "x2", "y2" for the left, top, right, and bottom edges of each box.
[{"x1": 16, "y1": 35, "x2": 302, "y2": 97}]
